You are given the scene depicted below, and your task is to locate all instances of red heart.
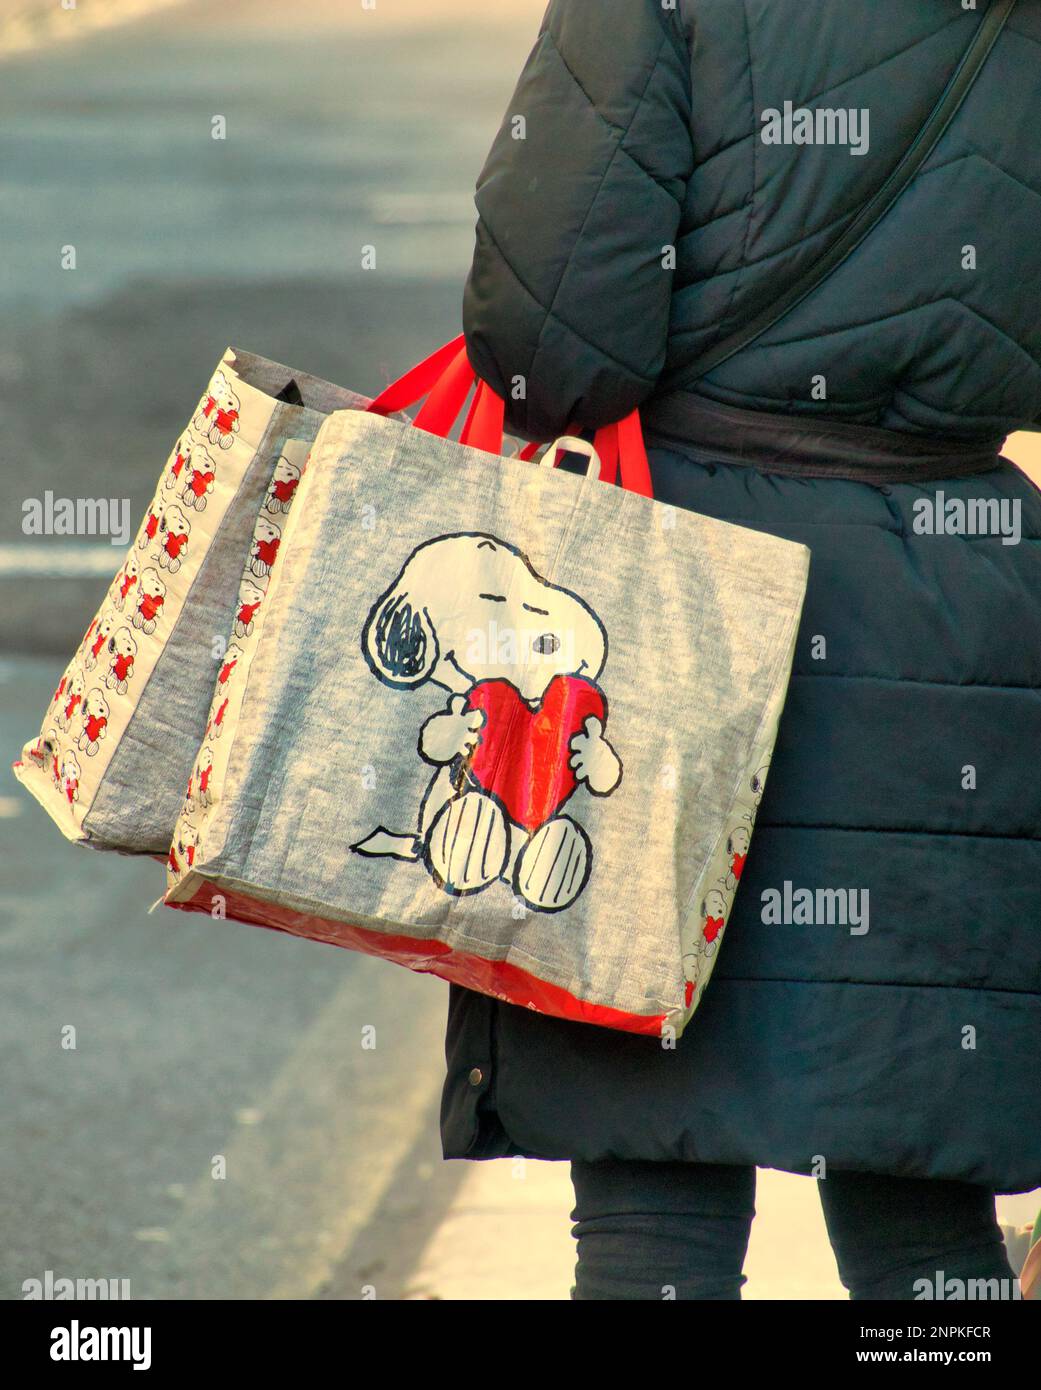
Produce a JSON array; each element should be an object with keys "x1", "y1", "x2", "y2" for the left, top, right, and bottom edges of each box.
[{"x1": 463, "y1": 675, "x2": 606, "y2": 833}]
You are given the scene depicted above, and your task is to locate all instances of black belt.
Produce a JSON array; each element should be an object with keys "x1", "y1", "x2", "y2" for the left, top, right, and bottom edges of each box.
[{"x1": 640, "y1": 391, "x2": 1006, "y2": 484}]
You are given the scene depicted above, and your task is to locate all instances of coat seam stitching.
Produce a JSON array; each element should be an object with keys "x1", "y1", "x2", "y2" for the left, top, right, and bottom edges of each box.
[
  {"x1": 707, "y1": 0, "x2": 758, "y2": 352},
  {"x1": 476, "y1": 216, "x2": 658, "y2": 382},
  {"x1": 523, "y1": 28, "x2": 672, "y2": 400}
]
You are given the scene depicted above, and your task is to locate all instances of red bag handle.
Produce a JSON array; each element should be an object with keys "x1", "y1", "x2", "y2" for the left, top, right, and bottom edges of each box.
[
  {"x1": 462, "y1": 379, "x2": 507, "y2": 454},
  {"x1": 603, "y1": 411, "x2": 653, "y2": 497},
  {"x1": 367, "y1": 335, "x2": 467, "y2": 416},
  {"x1": 367, "y1": 337, "x2": 652, "y2": 496}
]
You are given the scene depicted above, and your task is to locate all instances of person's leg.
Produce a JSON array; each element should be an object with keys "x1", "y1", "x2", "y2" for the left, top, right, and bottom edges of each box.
[
  {"x1": 569, "y1": 1159, "x2": 756, "y2": 1300},
  {"x1": 819, "y1": 1170, "x2": 1016, "y2": 1301}
]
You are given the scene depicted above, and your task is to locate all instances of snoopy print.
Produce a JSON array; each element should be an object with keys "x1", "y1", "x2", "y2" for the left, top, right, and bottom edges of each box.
[
  {"x1": 193, "y1": 369, "x2": 241, "y2": 450},
  {"x1": 82, "y1": 611, "x2": 115, "y2": 671},
  {"x1": 180, "y1": 444, "x2": 218, "y2": 512},
  {"x1": 154, "y1": 505, "x2": 191, "y2": 573},
  {"x1": 54, "y1": 749, "x2": 81, "y2": 806},
  {"x1": 725, "y1": 824, "x2": 750, "y2": 891},
  {"x1": 249, "y1": 518, "x2": 281, "y2": 578},
  {"x1": 30, "y1": 724, "x2": 60, "y2": 770},
  {"x1": 104, "y1": 628, "x2": 137, "y2": 694},
  {"x1": 206, "y1": 686, "x2": 229, "y2": 741},
  {"x1": 183, "y1": 750, "x2": 213, "y2": 816},
  {"x1": 76, "y1": 689, "x2": 109, "y2": 757},
  {"x1": 352, "y1": 532, "x2": 623, "y2": 913},
  {"x1": 699, "y1": 888, "x2": 728, "y2": 959},
  {"x1": 217, "y1": 642, "x2": 243, "y2": 689},
  {"x1": 137, "y1": 497, "x2": 164, "y2": 551},
  {"x1": 168, "y1": 819, "x2": 201, "y2": 874},
  {"x1": 695, "y1": 762, "x2": 770, "y2": 958},
  {"x1": 192, "y1": 746, "x2": 215, "y2": 810},
  {"x1": 53, "y1": 668, "x2": 85, "y2": 731},
  {"x1": 133, "y1": 568, "x2": 167, "y2": 635},
  {"x1": 110, "y1": 554, "x2": 139, "y2": 612},
  {"x1": 164, "y1": 435, "x2": 194, "y2": 491},
  {"x1": 264, "y1": 457, "x2": 300, "y2": 515},
  {"x1": 235, "y1": 579, "x2": 265, "y2": 638}
]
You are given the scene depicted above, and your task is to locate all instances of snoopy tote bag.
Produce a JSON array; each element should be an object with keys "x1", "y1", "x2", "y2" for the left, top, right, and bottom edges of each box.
[
  {"x1": 162, "y1": 337, "x2": 810, "y2": 1038},
  {"x1": 12, "y1": 348, "x2": 366, "y2": 853}
]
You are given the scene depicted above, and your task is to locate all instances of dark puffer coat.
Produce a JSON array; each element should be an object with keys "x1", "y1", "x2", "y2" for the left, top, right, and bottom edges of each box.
[{"x1": 443, "y1": 0, "x2": 1041, "y2": 1193}]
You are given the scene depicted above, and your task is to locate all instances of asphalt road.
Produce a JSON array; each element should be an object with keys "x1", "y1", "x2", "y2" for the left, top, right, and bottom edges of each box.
[
  {"x1": 1, "y1": 655, "x2": 473, "y2": 1300},
  {"x1": 0, "y1": 0, "x2": 542, "y2": 651},
  {"x1": 0, "y1": 0, "x2": 545, "y2": 1301}
]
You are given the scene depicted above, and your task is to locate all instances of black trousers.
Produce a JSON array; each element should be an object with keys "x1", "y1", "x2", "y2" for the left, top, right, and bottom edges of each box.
[{"x1": 570, "y1": 1160, "x2": 1015, "y2": 1300}]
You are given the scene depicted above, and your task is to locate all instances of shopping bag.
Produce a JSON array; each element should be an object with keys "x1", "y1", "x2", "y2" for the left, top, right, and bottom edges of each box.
[
  {"x1": 12, "y1": 348, "x2": 366, "y2": 853},
  {"x1": 164, "y1": 337, "x2": 810, "y2": 1038}
]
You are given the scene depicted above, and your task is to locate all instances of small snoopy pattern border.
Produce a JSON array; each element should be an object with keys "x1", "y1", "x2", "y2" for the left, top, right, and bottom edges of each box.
[
  {"x1": 14, "y1": 353, "x2": 267, "y2": 842},
  {"x1": 166, "y1": 436, "x2": 309, "y2": 882}
]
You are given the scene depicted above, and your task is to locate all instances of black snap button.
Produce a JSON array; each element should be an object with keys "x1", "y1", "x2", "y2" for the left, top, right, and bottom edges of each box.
[{"x1": 468, "y1": 1067, "x2": 484, "y2": 1086}]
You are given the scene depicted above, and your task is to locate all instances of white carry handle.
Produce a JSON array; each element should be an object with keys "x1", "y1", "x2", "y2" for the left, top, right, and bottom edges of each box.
[{"x1": 538, "y1": 435, "x2": 602, "y2": 480}]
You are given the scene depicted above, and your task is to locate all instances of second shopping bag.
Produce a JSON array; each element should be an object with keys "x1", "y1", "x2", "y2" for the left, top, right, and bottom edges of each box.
[{"x1": 12, "y1": 348, "x2": 367, "y2": 853}]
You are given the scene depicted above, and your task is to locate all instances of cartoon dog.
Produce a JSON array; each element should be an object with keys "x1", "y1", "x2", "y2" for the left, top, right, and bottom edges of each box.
[
  {"x1": 104, "y1": 627, "x2": 137, "y2": 694},
  {"x1": 29, "y1": 724, "x2": 59, "y2": 769},
  {"x1": 193, "y1": 369, "x2": 241, "y2": 450},
  {"x1": 133, "y1": 568, "x2": 167, "y2": 635},
  {"x1": 248, "y1": 518, "x2": 281, "y2": 578},
  {"x1": 55, "y1": 749, "x2": 81, "y2": 805},
  {"x1": 155, "y1": 504, "x2": 191, "y2": 573},
  {"x1": 168, "y1": 818, "x2": 201, "y2": 874},
  {"x1": 216, "y1": 642, "x2": 243, "y2": 689},
  {"x1": 164, "y1": 435, "x2": 194, "y2": 491},
  {"x1": 110, "y1": 554, "x2": 139, "y2": 612},
  {"x1": 82, "y1": 611, "x2": 116, "y2": 672},
  {"x1": 235, "y1": 578, "x2": 265, "y2": 638},
  {"x1": 724, "y1": 824, "x2": 750, "y2": 891},
  {"x1": 54, "y1": 670, "x2": 86, "y2": 731},
  {"x1": 206, "y1": 687, "x2": 229, "y2": 741},
  {"x1": 76, "y1": 688, "x2": 110, "y2": 757},
  {"x1": 194, "y1": 746, "x2": 214, "y2": 809},
  {"x1": 52, "y1": 667, "x2": 85, "y2": 730},
  {"x1": 264, "y1": 457, "x2": 300, "y2": 514},
  {"x1": 699, "y1": 888, "x2": 728, "y2": 959},
  {"x1": 352, "y1": 533, "x2": 623, "y2": 913},
  {"x1": 136, "y1": 497, "x2": 165, "y2": 551},
  {"x1": 45, "y1": 737, "x2": 80, "y2": 805},
  {"x1": 180, "y1": 444, "x2": 218, "y2": 512}
]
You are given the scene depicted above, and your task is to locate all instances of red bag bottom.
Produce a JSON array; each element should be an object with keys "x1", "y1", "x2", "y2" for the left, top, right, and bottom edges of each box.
[{"x1": 164, "y1": 881, "x2": 668, "y2": 1037}]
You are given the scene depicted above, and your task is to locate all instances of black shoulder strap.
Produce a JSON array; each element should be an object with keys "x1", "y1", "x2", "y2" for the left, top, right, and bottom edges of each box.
[{"x1": 660, "y1": 0, "x2": 1017, "y2": 395}]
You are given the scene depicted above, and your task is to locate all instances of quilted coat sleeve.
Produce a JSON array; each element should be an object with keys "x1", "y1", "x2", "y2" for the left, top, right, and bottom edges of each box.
[{"x1": 462, "y1": 0, "x2": 695, "y2": 441}]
